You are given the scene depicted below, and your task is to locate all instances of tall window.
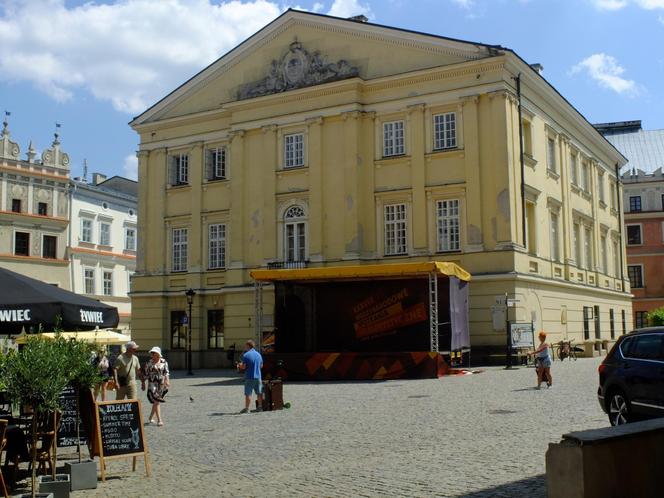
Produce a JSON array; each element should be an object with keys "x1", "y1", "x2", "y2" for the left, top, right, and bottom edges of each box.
[
  {"x1": 634, "y1": 311, "x2": 647, "y2": 329},
  {"x1": 574, "y1": 223, "x2": 581, "y2": 267},
  {"x1": 125, "y1": 227, "x2": 136, "y2": 251},
  {"x1": 547, "y1": 137, "x2": 556, "y2": 173},
  {"x1": 42, "y1": 235, "x2": 56, "y2": 259},
  {"x1": 628, "y1": 265, "x2": 643, "y2": 288},
  {"x1": 99, "y1": 222, "x2": 111, "y2": 246},
  {"x1": 11, "y1": 199, "x2": 21, "y2": 213},
  {"x1": 437, "y1": 200, "x2": 460, "y2": 252},
  {"x1": 581, "y1": 161, "x2": 590, "y2": 191},
  {"x1": 206, "y1": 147, "x2": 227, "y2": 180},
  {"x1": 208, "y1": 223, "x2": 226, "y2": 270},
  {"x1": 629, "y1": 196, "x2": 642, "y2": 212},
  {"x1": 384, "y1": 203, "x2": 407, "y2": 256},
  {"x1": 621, "y1": 309, "x2": 627, "y2": 335},
  {"x1": 522, "y1": 120, "x2": 533, "y2": 155},
  {"x1": 613, "y1": 239, "x2": 620, "y2": 277},
  {"x1": 610, "y1": 182, "x2": 617, "y2": 209},
  {"x1": 627, "y1": 225, "x2": 642, "y2": 245},
  {"x1": 550, "y1": 212, "x2": 560, "y2": 262},
  {"x1": 14, "y1": 232, "x2": 29, "y2": 256},
  {"x1": 570, "y1": 153, "x2": 578, "y2": 185},
  {"x1": 172, "y1": 228, "x2": 188, "y2": 272},
  {"x1": 433, "y1": 112, "x2": 456, "y2": 150},
  {"x1": 609, "y1": 309, "x2": 615, "y2": 339},
  {"x1": 207, "y1": 310, "x2": 224, "y2": 349},
  {"x1": 38, "y1": 202, "x2": 48, "y2": 216},
  {"x1": 103, "y1": 270, "x2": 113, "y2": 296},
  {"x1": 598, "y1": 174, "x2": 605, "y2": 203},
  {"x1": 601, "y1": 234, "x2": 608, "y2": 273},
  {"x1": 169, "y1": 153, "x2": 189, "y2": 185},
  {"x1": 383, "y1": 121, "x2": 405, "y2": 157},
  {"x1": 170, "y1": 310, "x2": 187, "y2": 350},
  {"x1": 284, "y1": 206, "x2": 306, "y2": 262},
  {"x1": 284, "y1": 133, "x2": 304, "y2": 168},
  {"x1": 84, "y1": 268, "x2": 95, "y2": 294},
  {"x1": 584, "y1": 226, "x2": 593, "y2": 270},
  {"x1": 81, "y1": 219, "x2": 92, "y2": 243},
  {"x1": 526, "y1": 202, "x2": 537, "y2": 255}
]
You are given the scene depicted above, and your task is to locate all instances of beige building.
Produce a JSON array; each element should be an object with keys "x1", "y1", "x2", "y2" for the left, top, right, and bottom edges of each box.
[
  {"x1": 130, "y1": 10, "x2": 631, "y2": 368},
  {"x1": 0, "y1": 118, "x2": 71, "y2": 289}
]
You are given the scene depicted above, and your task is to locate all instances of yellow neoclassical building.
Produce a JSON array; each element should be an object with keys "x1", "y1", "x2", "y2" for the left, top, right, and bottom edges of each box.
[{"x1": 130, "y1": 10, "x2": 631, "y2": 368}]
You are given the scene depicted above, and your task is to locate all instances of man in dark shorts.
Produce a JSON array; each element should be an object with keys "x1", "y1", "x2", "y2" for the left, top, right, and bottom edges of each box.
[{"x1": 237, "y1": 340, "x2": 263, "y2": 413}]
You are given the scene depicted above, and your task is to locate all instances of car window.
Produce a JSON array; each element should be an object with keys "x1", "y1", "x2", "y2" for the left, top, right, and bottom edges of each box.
[
  {"x1": 625, "y1": 334, "x2": 664, "y2": 360},
  {"x1": 620, "y1": 337, "x2": 635, "y2": 357}
]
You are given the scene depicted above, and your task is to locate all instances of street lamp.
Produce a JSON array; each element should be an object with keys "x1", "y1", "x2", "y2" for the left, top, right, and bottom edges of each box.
[{"x1": 185, "y1": 288, "x2": 196, "y2": 376}]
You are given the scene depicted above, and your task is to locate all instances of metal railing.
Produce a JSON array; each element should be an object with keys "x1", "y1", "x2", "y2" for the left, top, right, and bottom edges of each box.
[{"x1": 267, "y1": 260, "x2": 308, "y2": 270}]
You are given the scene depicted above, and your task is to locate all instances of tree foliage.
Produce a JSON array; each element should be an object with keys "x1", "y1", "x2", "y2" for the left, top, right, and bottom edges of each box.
[{"x1": 647, "y1": 307, "x2": 664, "y2": 326}]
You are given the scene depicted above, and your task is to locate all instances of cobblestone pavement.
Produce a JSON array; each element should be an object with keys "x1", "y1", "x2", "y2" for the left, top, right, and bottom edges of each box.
[{"x1": 24, "y1": 357, "x2": 608, "y2": 497}]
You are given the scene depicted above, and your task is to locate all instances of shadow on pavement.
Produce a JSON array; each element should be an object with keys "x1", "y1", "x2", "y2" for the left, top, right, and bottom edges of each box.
[{"x1": 457, "y1": 474, "x2": 546, "y2": 498}]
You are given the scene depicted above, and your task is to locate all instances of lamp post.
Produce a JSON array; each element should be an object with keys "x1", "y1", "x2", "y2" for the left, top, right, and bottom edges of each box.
[{"x1": 185, "y1": 288, "x2": 196, "y2": 376}]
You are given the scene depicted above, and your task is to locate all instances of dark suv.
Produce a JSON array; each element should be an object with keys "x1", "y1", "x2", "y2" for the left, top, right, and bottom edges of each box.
[{"x1": 598, "y1": 327, "x2": 664, "y2": 426}]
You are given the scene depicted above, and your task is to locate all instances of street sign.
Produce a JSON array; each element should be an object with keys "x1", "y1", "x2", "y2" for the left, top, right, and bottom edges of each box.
[{"x1": 506, "y1": 299, "x2": 519, "y2": 308}]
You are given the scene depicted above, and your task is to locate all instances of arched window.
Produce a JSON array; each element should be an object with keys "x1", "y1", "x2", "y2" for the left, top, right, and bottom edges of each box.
[{"x1": 284, "y1": 205, "x2": 307, "y2": 262}]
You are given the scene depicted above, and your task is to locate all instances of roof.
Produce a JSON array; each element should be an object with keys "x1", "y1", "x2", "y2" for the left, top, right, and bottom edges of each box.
[
  {"x1": 250, "y1": 261, "x2": 471, "y2": 283},
  {"x1": 97, "y1": 176, "x2": 138, "y2": 197},
  {"x1": 596, "y1": 123, "x2": 664, "y2": 174}
]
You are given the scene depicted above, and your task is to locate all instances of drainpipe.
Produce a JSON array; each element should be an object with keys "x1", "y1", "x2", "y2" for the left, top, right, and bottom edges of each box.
[
  {"x1": 615, "y1": 163, "x2": 625, "y2": 285},
  {"x1": 515, "y1": 74, "x2": 527, "y2": 247}
]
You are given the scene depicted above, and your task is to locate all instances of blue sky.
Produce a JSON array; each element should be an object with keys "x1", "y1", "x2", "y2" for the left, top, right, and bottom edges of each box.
[{"x1": 1, "y1": 0, "x2": 662, "y2": 180}]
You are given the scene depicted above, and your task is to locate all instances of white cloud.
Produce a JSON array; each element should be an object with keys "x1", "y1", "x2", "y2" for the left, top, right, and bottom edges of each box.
[
  {"x1": 570, "y1": 53, "x2": 638, "y2": 95},
  {"x1": 450, "y1": 0, "x2": 475, "y2": 7},
  {"x1": 123, "y1": 153, "x2": 138, "y2": 180},
  {"x1": 0, "y1": 0, "x2": 281, "y2": 114},
  {"x1": 591, "y1": 0, "x2": 664, "y2": 9},
  {"x1": 327, "y1": 0, "x2": 373, "y2": 18},
  {"x1": 636, "y1": 0, "x2": 664, "y2": 7}
]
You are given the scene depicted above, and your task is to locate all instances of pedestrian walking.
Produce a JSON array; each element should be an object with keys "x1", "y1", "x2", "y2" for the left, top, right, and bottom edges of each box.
[
  {"x1": 528, "y1": 331, "x2": 553, "y2": 389},
  {"x1": 93, "y1": 348, "x2": 111, "y2": 401},
  {"x1": 237, "y1": 340, "x2": 263, "y2": 413},
  {"x1": 143, "y1": 346, "x2": 170, "y2": 426},
  {"x1": 113, "y1": 341, "x2": 143, "y2": 400}
]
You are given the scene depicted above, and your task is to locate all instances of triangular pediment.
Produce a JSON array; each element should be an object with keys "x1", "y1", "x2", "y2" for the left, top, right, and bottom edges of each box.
[{"x1": 131, "y1": 10, "x2": 500, "y2": 126}]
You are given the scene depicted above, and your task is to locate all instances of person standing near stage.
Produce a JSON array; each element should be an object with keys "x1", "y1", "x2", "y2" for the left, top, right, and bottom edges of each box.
[
  {"x1": 113, "y1": 341, "x2": 144, "y2": 400},
  {"x1": 237, "y1": 340, "x2": 263, "y2": 413}
]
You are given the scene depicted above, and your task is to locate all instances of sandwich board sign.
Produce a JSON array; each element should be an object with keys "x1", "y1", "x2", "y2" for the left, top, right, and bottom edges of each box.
[{"x1": 94, "y1": 399, "x2": 150, "y2": 480}]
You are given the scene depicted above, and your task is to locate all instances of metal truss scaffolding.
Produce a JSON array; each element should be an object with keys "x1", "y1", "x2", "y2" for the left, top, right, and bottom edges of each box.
[
  {"x1": 428, "y1": 271, "x2": 439, "y2": 352},
  {"x1": 254, "y1": 281, "x2": 264, "y2": 350}
]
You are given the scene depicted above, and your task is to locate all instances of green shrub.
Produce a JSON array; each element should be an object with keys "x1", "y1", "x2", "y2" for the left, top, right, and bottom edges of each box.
[{"x1": 647, "y1": 307, "x2": 664, "y2": 326}]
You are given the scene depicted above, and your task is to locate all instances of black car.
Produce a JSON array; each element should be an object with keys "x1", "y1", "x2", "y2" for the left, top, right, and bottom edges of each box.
[{"x1": 598, "y1": 327, "x2": 664, "y2": 426}]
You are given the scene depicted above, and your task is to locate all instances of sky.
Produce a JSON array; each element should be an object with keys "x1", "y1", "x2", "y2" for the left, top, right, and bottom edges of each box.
[{"x1": 0, "y1": 0, "x2": 662, "y2": 180}]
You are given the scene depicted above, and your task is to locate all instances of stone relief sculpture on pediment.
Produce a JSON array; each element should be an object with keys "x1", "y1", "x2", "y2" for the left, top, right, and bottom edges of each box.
[{"x1": 238, "y1": 40, "x2": 359, "y2": 100}]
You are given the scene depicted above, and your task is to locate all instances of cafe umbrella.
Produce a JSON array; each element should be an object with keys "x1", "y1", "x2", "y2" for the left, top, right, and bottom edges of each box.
[{"x1": 0, "y1": 267, "x2": 119, "y2": 334}]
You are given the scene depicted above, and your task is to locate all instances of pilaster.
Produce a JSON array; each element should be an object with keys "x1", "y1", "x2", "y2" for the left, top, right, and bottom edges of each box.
[
  {"x1": 407, "y1": 103, "x2": 427, "y2": 255},
  {"x1": 461, "y1": 95, "x2": 484, "y2": 252},
  {"x1": 261, "y1": 124, "x2": 278, "y2": 263},
  {"x1": 227, "y1": 129, "x2": 245, "y2": 284},
  {"x1": 305, "y1": 117, "x2": 324, "y2": 262},
  {"x1": 342, "y1": 110, "x2": 360, "y2": 260},
  {"x1": 136, "y1": 150, "x2": 149, "y2": 273}
]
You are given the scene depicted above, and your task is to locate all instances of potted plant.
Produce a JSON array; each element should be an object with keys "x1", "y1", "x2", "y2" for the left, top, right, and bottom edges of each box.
[
  {"x1": 61, "y1": 338, "x2": 101, "y2": 490},
  {"x1": 4, "y1": 335, "x2": 70, "y2": 498}
]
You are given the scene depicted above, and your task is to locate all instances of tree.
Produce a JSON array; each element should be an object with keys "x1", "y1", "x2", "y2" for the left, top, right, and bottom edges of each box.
[{"x1": 646, "y1": 307, "x2": 664, "y2": 326}]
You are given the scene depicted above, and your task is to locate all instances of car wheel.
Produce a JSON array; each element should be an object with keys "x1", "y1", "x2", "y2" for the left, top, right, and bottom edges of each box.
[{"x1": 608, "y1": 391, "x2": 631, "y2": 426}]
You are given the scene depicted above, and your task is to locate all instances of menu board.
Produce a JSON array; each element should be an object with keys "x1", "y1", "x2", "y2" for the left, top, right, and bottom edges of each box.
[
  {"x1": 96, "y1": 400, "x2": 145, "y2": 457},
  {"x1": 58, "y1": 384, "x2": 87, "y2": 447}
]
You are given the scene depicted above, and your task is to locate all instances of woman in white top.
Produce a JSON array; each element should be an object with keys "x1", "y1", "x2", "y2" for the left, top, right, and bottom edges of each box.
[{"x1": 142, "y1": 346, "x2": 170, "y2": 426}]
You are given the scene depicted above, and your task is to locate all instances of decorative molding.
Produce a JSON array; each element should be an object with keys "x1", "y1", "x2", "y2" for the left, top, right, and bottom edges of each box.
[
  {"x1": 238, "y1": 40, "x2": 359, "y2": 100},
  {"x1": 341, "y1": 110, "x2": 361, "y2": 121},
  {"x1": 261, "y1": 124, "x2": 278, "y2": 134},
  {"x1": 304, "y1": 116, "x2": 323, "y2": 126},
  {"x1": 407, "y1": 103, "x2": 426, "y2": 114}
]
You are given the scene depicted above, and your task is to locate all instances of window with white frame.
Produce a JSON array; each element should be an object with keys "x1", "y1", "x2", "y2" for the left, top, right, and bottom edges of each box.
[
  {"x1": 433, "y1": 112, "x2": 457, "y2": 150},
  {"x1": 570, "y1": 153, "x2": 578, "y2": 185},
  {"x1": 81, "y1": 219, "x2": 93, "y2": 243},
  {"x1": 84, "y1": 268, "x2": 95, "y2": 294},
  {"x1": 103, "y1": 270, "x2": 113, "y2": 296},
  {"x1": 172, "y1": 228, "x2": 188, "y2": 272},
  {"x1": 125, "y1": 227, "x2": 136, "y2": 251},
  {"x1": 584, "y1": 226, "x2": 593, "y2": 270},
  {"x1": 384, "y1": 203, "x2": 407, "y2": 256},
  {"x1": 547, "y1": 137, "x2": 557, "y2": 173},
  {"x1": 206, "y1": 147, "x2": 227, "y2": 180},
  {"x1": 284, "y1": 206, "x2": 306, "y2": 262},
  {"x1": 169, "y1": 153, "x2": 189, "y2": 186},
  {"x1": 99, "y1": 222, "x2": 111, "y2": 246},
  {"x1": 383, "y1": 121, "x2": 405, "y2": 157},
  {"x1": 208, "y1": 223, "x2": 226, "y2": 270},
  {"x1": 550, "y1": 211, "x2": 560, "y2": 262},
  {"x1": 284, "y1": 133, "x2": 304, "y2": 168},
  {"x1": 436, "y1": 199, "x2": 460, "y2": 252}
]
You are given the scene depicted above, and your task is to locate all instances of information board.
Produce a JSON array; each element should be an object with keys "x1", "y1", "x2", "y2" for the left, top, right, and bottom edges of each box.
[
  {"x1": 58, "y1": 384, "x2": 87, "y2": 447},
  {"x1": 510, "y1": 322, "x2": 535, "y2": 349},
  {"x1": 94, "y1": 399, "x2": 150, "y2": 480}
]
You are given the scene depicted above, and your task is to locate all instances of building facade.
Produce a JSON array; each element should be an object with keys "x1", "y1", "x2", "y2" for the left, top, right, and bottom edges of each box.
[
  {"x1": 598, "y1": 121, "x2": 664, "y2": 329},
  {"x1": 130, "y1": 11, "x2": 631, "y2": 368},
  {"x1": 69, "y1": 174, "x2": 138, "y2": 332},
  {"x1": 0, "y1": 119, "x2": 71, "y2": 289}
]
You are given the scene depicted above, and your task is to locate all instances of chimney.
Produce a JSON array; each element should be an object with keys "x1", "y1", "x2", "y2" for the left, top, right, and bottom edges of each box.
[
  {"x1": 348, "y1": 14, "x2": 368, "y2": 22},
  {"x1": 530, "y1": 63, "x2": 544, "y2": 74},
  {"x1": 92, "y1": 172, "x2": 107, "y2": 185}
]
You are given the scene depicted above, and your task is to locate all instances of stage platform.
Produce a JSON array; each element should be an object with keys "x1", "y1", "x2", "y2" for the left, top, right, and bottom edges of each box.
[{"x1": 262, "y1": 351, "x2": 449, "y2": 381}]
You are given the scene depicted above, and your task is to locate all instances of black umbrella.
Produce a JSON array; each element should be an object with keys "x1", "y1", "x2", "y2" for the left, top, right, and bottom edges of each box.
[{"x1": 0, "y1": 267, "x2": 119, "y2": 334}]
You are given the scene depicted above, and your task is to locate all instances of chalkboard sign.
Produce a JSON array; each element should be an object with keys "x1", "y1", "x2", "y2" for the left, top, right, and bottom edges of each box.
[
  {"x1": 58, "y1": 384, "x2": 87, "y2": 447},
  {"x1": 94, "y1": 399, "x2": 150, "y2": 481}
]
